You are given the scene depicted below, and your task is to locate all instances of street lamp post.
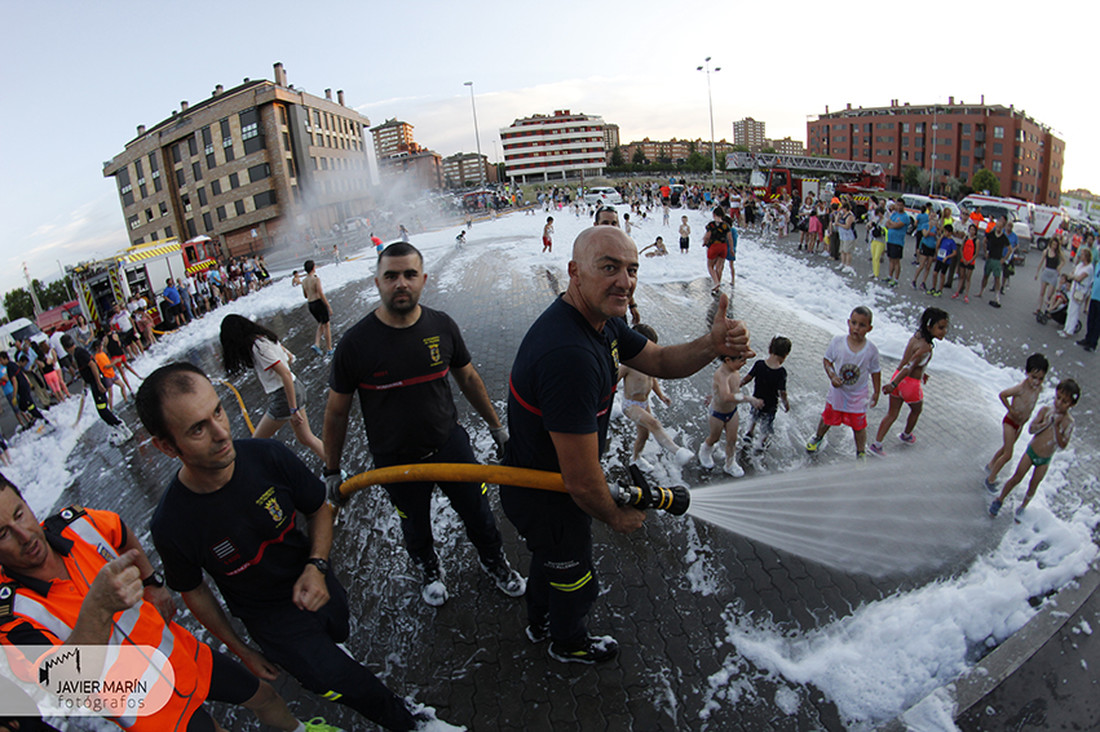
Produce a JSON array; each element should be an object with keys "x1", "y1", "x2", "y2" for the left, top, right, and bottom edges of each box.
[
  {"x1": 696, "y1": 57, "x2": 721, "y2": 185},
  {"x1": 463, "y1": 81, "x2": 485, "y2": 189},
  {"x1": 929, "y1": 103, "x2": 938, "y2": 196}
]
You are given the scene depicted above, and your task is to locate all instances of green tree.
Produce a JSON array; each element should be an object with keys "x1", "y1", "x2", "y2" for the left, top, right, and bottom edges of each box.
[
  {"x1": 902, "y1": 165, "x2": 922, "y2": 191},
  {"x1": 731, "y1": 144, "x2": 750, "y2": 153},
  {"x1": 971, "y1": 168, "x2": 1000, "y2": 196},
  {"x1": 610, "y1": 146, "x2": 624, "y2": 167},
  {"x1": 631, "y1": 148, "x2": 648, "y2": 165},
  {"x1": 3, "y1": 288, "x2": 34, "y2": 321},
  {"x1": 685, "y1": 151, "x2": 709, "y2": 173},
  {"x1": 761, "y1": 146, "x2": 777, "y2": 154}
]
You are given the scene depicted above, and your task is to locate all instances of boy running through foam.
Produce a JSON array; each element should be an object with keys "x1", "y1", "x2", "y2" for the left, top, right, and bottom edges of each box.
[
  {"x1": 542, "y1": 216, "x2": 554, "y2": 252},
  {"x1": 806, "y1": 307, "x2": 881, "y2": 459},
  {"x1": 617, "y1": 324, "x2": 693, "y2": 470},
  {"x1": 741, "y1": 336, "x2": 792, "y2": 459},
  {"x1": 699, "y1": 354, "x2": 761, "y2": 477},
  {"x1": 990, "y1": 379, "x2": 1079, "y2": 521},
  {"x1": 985, "y1": 353, "x2": 1049, "y2": 491}
]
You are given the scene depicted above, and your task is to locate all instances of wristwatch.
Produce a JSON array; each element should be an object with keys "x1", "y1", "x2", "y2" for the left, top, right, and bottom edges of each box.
[
  {"x1": 307, "y1": 558, "x2": 330, "y2": 575},
  {"x1": 142, "y1": 572, "x2": 165, "y2": 588}
]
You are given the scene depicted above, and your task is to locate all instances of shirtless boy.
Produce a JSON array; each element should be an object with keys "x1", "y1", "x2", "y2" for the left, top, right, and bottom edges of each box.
[
  {"x1": 990, "y1": 379, "x2": 1079, "y2": 521},
  {"x1": 985, "y1": 353, "x2": 1048, "y2": 491},
  {"x1": 301, "y1": 259, "x2": 333, "y2": 356},
  {"x1": 618, "y1": 324, "x2": 693, "y2": 469},
  {"x1": 679, "y1": 215, "x2": 691, "y2": 253},
  {"x1": 699, "y1": 354, "x2": 762, "y2": 477}
]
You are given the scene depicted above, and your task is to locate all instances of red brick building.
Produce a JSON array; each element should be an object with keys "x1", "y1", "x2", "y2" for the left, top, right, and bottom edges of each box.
[{"x1": 806, "y1": 99, "x2": 1064, "y2": 204}]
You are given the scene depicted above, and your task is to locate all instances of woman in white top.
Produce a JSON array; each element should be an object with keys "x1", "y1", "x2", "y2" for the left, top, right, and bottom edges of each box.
[
  {"x1": 1060, "y1": 247, "x2": 1094, "y2": 338},
  {"x1": 219, "y1": 314, "x2": 325, "y2": 459}
]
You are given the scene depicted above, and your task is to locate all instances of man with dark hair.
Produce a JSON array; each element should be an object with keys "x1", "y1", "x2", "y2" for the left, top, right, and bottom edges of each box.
[
  {"x1": 301, "y1": 260, "x2": 333, "y2": 356},
  {"x1": 977, "y1": 216, "x2": 1010, "y2": 308},
  {"x1": 0, "y1": 475, "x2": 317, "y2": 732},
  {"x1": 0, "y1": 352, "x2": 47, "y2": 430},
  {"x1": 62, "y1": 334, "x2": 131, "y2": 445},
  {"x1": 137, "y1": 364, "x2": 425, "y2": 731},
  {"x1": 323, "y1": 242, "x2": 524, "y2": 607},
  {"x1": 503, "y1": 225, "x2": 752, "y2": 664},
  {"x1": 162, "y1": 278, "x2": 182, "y2": 329}
]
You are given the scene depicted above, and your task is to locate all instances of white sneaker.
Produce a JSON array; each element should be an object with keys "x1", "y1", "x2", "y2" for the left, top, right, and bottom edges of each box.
[
  {"x1": 631, "y1": 456, "x2": 653, "y2": 472},
  {"x1": 674, "y1": 447, "x2": 694, "y2": 466},
  {"x1": 420, "y1": 566, "x2": 448, "y2": 607},
  {"x1": 698, "y1": 443, "x2": 715, "y2": 469},
  {"x1": 724, "y1": 457, "x2": 745, "y2": 478}
]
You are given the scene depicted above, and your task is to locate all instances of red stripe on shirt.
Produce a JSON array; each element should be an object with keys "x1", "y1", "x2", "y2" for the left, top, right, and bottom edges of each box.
[
  {"x1": 224, "y1": 516, "x2": 297, "y2": 576},
  {"x1": 359, "y1": 367, "x2": 449, "y2": 391}
]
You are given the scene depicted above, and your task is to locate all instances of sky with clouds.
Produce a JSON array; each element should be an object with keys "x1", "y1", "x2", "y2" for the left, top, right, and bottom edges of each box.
[{"x1": 1, "y1": 0, "x2": 1093, "y2": 300}]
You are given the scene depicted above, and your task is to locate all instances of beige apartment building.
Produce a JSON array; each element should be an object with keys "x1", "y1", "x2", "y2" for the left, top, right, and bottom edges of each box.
[{"x1": 103, "y1": 62, "x2": 372, "y2": 257}]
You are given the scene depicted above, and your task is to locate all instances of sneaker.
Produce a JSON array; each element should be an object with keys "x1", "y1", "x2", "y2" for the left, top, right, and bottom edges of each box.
[
  {"x1": 984, "y1": 478, "x2": 998, "y2": 493},
  {"x1": 480, "y1": 556, "x2": 526, "y2": 598},
  {"x1": 856, "y1": 451, "x2": 868, "y2": 462},
  {"x1": 674, "y1": 447, "x2": 694, "y2": 466},
  {"x1": 698, "y1": 442, "x2": 715, "y2": 468},
  {"x1": 964, "y1": 296, "x2": 970, "y2": 304},
  {"x1": 920, "y1": 282, "x2": 927, "y2": 291},
  {"x1": 989, "y1": 300, "x2": 1001, "y2": 308},
  {"x1": 525, "y1": 619, "x2": 549, "y2": 644},
  {"x1": 1076, "y1": 339, "x2": 1091, "y2": 347},
  {"x1": 989, "y1": 499, "x2": 1002, "y2": 517},
  {"x1": 304, "y1": 718, "x2": 345, "y2": 732},
  {"x1": 311, "y1": 345, "x2": 324, "y2": 356},
  {"x1": 951, "y1": 292, "x2": 960, "y2": 300},
  {"x1": 867, "y1": 442, "x2": 886, "y2": 457},
  {"x1": 911, "y1": 280, "x2": 918, "y2": 289},
  {"x1": 898, "y1": 432, "x2": 916, "y2": 445},
  {"x1": 724, "y1": 457, "x2": 744, "y2": 477},
  {"x1": 327, "y1": 349, "x2": 336, "y2": 357},
  {"x1": 420, "y1": 565, "x2": 448, "y2": 607},
  {"x1": 805, "y1": 435, "x2": 823, "y2": 453},
  {"x1": 631, "y1": 456, "x2": 653, "y2": 472},
  {"x1": 548, "y1": 634, "x2": 619, "y2": 664}
]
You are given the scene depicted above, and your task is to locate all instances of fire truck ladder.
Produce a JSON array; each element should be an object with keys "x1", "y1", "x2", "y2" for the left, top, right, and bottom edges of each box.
[{"x1": 726, "y1": 152, "x2": 883, "y2": 177}]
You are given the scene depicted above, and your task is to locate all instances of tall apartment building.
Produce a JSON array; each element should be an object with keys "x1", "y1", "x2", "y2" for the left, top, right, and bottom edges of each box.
[
  {"x1": 103, "y1": 62, "x2": 371, "y2": 257},
  {"x1": 603, "y1": 123, "x2": 620, "y2": 153},
  {"x1": 733, "y1": 117, "x2": 767, "y2": 152},
  {"x1": 806, "y1": 98, "x2": 1065, "y2": 204},
  {"x1": 441, "y1": 152, "x2": 497, "y2": 188},
  {"x1": 370, "y1": 118, "x2": 417, "y2": 159},
  {"x1": 500, "y1": 110, "x2": 606, "y2": 183}
]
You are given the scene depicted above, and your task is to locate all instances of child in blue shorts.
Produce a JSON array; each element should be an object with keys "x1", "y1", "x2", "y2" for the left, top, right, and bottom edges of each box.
[{"x1": 741, "y1": 336, "x2": 791, "y2": 457}]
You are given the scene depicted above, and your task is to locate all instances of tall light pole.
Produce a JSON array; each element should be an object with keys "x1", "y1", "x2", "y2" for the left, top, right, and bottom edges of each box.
[
  {"x1": 463, "y1": 81, "x2": 485, "y2": 189},
  {"x1": 696, "y1": 57, "x2": 721, "y2": 185},
  {"x1": 929, "y1": 102, "x2": 938, "y2": 196}
]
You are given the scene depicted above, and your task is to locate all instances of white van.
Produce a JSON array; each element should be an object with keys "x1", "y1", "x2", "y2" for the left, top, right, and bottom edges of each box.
[
  {"x1": 959, "y1": 194, "x2": 1033, "y2": 250},
  {"x1": 0, "y1": 318, "x2": 49, "y2": 349}
]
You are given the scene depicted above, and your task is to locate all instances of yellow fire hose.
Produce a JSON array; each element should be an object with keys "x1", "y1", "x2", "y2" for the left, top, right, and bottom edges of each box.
[
  {"x1": 217, "y1": 379, "x2": 257, "y2": 435},
  {"x1": 335, "y1": 462, "x2": 690, "y2": 515}
]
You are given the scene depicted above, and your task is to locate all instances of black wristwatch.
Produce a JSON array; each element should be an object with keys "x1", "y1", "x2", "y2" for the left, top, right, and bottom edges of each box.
[
  {"x1": 142, "y1": 572, "x2": 165, "y2": 588},
  {"x1": 307, "y1": 558, "x2": 330, "y2": 575}
]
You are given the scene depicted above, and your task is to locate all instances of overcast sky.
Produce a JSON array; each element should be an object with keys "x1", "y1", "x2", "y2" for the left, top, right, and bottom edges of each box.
[{"x1": 1, "y1": 0, "x2": 1093, "y2": 298}]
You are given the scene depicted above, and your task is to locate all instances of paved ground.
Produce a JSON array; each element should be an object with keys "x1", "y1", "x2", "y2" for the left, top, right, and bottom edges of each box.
[{"x1": 20, "y1": 218, "x2": 1099, "y2": 730}]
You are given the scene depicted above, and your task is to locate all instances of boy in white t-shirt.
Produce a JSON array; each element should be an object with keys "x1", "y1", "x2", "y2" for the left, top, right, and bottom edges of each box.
[{"x1": 805, "y1": 306, "x2": 881, "y2": 459}]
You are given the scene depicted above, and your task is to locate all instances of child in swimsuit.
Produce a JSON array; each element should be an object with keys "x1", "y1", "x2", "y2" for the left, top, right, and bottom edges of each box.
[
  {"x1": 699, "y1": 353, "x2": 762, "y2": 477},
  {"x1": 985, "y1": 353, "x2": 1048, "y2": 492},
  {"x1": 617, "y1": 325, "x2": 693, "y2": 469},
  {"x1": 990, "y1": 379, "x2": 1079, "y2": 521},
  {"x1": 869, "y1": 307, "x2": 948, "y2": 456}
]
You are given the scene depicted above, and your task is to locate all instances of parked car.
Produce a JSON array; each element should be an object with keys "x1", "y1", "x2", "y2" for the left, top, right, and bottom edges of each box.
[{"x1": 583, "y1": 187, "x2": 623, "y2": 206}]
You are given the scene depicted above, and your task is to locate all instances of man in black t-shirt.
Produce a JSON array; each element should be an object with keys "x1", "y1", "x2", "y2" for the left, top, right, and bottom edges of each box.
[
  {"x1": 138, "y1": 363, "x2": 429, "y2": 731},
  {"x1": 503, "y1": 226, "x2": 754, "y2": 664},
  {"x1": 324, "y1": 242, "x2": 524, "y2": 608},
  {"x1": 60, "y1": 333, "x2": 131, "y2": 444},
  {"x1": 0, "y1": 351, "x2": 47, "y2": 429},
  {"x1": 978, "y1": 216, "x2": 1010, "y2": 308}
]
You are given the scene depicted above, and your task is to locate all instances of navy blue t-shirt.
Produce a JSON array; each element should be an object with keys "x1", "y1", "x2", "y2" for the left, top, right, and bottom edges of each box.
[
  {"x1": 329, "y1": 307, "x2": 471, "y2": 460},
  {"x1": 747, "y1": 359, "x2": 787, "y2": 414},
  {"x1": 150, "y1": 439, "x2": 324, "y2": 620},
  {"x1": 504, "y1": 297, "x2": 647, "y2": 472}
]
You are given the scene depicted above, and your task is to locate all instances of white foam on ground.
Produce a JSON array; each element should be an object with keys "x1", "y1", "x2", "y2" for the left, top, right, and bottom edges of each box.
[{"x1": 9, "y1": 207, "x2": 1095, "y2": 728}]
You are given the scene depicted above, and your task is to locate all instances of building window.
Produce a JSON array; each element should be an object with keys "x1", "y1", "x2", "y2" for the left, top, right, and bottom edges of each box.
[
  {"x1": 176, "y1": 169, "x2": 186, "y2": 187},
  {"x1": 902, "y1": 123, "x2": 910, "y2": 133},
  {"x1": 283, "y1": 132, "x2": 291, "y2": 151},
  {"x1": 192, "y1": 162, "x2": 203, "y2": 180},
  {"x1": 197, "y1": 187, "x2": 207, "y2": 206},
  {"x1": 248, "y1": 163, "x2": 271, "y2": 183},
  {"x1": 253, "y1": 191, "x2": 277, "y2": 209},
  {"x1": 207, "y1": 153, "x2": 217, "y2": 169},
  {"x1": 993, "y1": 143, "x2": 1003, "y2": 154},
  {"x1": 145, "y1": 208, "x2": 154, "y2": 222},
  {"x1": 211, "y1": 179, "x2": 221, "y2": 195},
  {"x1": 181, "y1": 194, "x2": 192, "y2": 213},
  {"x1": 915, "y1": 123, "x2": 925, "y2": 134},
  {"x1": 159, "y1": 202, "x2": 168, "y2": 216},
  {"x1": 216, "y1": 205, "x2": 227, "y2": 221},
  {"x1": 960, "y1": 156, "x2": 969, "y2": 167},
  {"x1": 128, "y1": 215, "x2": 140, "y2": 230},
  {"x1": 137, "y1": 184, "x2": 146, "y2": 200},
  {"x1": 187, "y1": 137, "x2": 197, "y2": 156},
  {"x1": 992, "y1": 160, "x2": 1003, "y2": 172},
  {"x1": 202, "y1": 212, "x2": 213, "y2": 231},
  {"x1": 962, "y1": 124, "x2": 971, "y2": 134},
  {"x1": 994, "y1": 126, "x2": 1004, "y2": 139},
  {"x1": 229, "y1": 172, "x2": 239, "y2": 189},
  {"x1": 186, "y1": 219, "x2": 197, "y2": 238},
  {"x1": 148, "y1": 153, "x2": 159, "y2": 172},
  {"x1": 961, "y1": 139, "x2": 970, "y2": 151},
  {"x1": 234, "y1": 200, "x2": 246, "y2": 216},
  {"x1": 172, "y1": 144, "x2": 182, "y2": 163}
]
